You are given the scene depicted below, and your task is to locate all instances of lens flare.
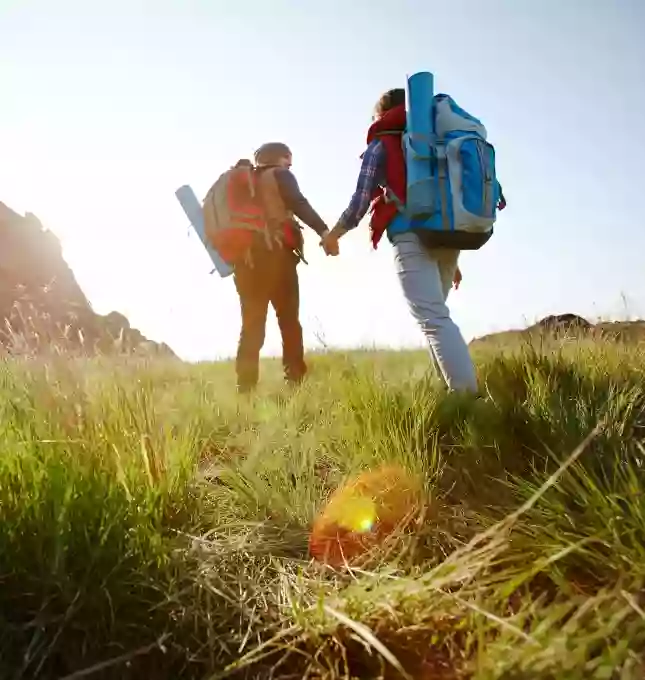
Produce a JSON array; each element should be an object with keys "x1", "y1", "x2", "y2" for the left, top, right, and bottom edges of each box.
[
  {"x1": 309, "y1": 464, "x2": 424, "y2": 566},
  {"x1": 333, "y1": 495, "x2": 377, "y2": 533}
]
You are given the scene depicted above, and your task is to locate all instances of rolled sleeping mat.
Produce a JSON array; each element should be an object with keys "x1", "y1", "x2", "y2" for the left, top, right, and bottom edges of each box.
[
  {"x1": 175, "y1": 184, "x2": 234, "y2": 278},
  {"x1": 404, "y1": 71, "x2": 435, "y2": 220}
]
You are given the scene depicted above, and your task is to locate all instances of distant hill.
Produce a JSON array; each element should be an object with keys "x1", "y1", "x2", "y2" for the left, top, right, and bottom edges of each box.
[
  {"x1": 470, "y1": 313, "x2": 645, "y2": 347},
  {"x1": 0, "y1": 201, "x2": 176, "y2": 357}
]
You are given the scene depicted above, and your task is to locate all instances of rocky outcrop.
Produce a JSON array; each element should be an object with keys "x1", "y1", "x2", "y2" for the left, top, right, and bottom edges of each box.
[
  {"x1": 534, "y1": 314, "x2": 592, "y2": 333},
  {"x1": 471, "y1": 313, "x2": 645, "y2": 347},
  {"x1": 0, "y1": 201, "x2": 176, "y2": 357}
]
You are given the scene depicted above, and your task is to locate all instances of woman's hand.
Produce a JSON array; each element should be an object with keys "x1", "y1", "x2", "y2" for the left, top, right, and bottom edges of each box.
[{"x1": 453, "y1": 266, "x2": 462, "y2": 290}]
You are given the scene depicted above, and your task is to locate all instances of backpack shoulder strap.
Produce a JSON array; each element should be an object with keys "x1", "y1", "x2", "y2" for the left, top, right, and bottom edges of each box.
[
  {"x1": 256, "y1": 168, "x2": 292, "y2": 223},
  {"x1": 374, "y1": 129, "x2": 404, "y2": 137}
]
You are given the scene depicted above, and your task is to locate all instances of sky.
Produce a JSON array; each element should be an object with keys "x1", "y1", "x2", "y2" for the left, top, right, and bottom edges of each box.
[{"x1": 2, "y1": 0, "x2": 645, "y2": 361}]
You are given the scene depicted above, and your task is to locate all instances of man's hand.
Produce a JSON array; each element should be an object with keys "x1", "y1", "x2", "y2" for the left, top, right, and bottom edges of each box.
[
  {"x1": 320, "y1": 229, "x2": 340, "y2": 257},
  {"x1": 453, "y1": 266, "x2": 462, "y2": 290}
]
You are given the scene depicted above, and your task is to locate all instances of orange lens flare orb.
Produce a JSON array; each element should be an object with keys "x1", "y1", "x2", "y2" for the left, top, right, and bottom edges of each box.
[{"x1": 309, "y1": 464, "x2": 424, "y2": 567}]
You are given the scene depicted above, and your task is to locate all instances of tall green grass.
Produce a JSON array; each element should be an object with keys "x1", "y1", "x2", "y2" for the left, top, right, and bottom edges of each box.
[{"x1": 0, "y1": 337, "x2": 644, "y2": 678}]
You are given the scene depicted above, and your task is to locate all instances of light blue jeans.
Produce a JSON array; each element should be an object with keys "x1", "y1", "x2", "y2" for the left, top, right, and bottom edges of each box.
[{"x1": 392, "y1": 232, "x2": 478, "y2": 392}]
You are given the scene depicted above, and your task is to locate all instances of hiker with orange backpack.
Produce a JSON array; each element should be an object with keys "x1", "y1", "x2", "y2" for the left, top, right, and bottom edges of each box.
[
  {"x1": 203, "y1": 142, "x2": 331, "y2": 393},
  {"x1": 321, "y1": 74, "x2": 506, "y2": 393}
]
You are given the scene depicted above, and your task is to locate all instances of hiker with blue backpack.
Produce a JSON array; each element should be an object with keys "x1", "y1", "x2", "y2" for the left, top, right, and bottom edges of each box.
[{"x1": 321, "y1": 72, "x2": 506, "y2": 393}]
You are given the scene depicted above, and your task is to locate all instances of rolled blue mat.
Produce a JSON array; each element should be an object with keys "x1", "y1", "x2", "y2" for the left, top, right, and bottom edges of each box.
[
  {"x1": 404, "y1": 71, "x2": 435, "y2": 220},
  {"x1": 175, "y1": 184, "x2": 234, "y2": 278}
]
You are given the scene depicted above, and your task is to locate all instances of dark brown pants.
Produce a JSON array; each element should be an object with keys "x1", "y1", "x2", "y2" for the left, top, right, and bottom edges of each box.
[{"x1": 233, "y1": 245, "x2": 307, "y2": 392}]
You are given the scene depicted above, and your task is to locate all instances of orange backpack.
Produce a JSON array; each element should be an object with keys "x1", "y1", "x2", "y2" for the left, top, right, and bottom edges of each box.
[
  {"x1": 203, "y1": 161, "x2": 303, "y2": 266},
  {"x1": 202, "y1": 160, "x2": 265, "y2": 266}
]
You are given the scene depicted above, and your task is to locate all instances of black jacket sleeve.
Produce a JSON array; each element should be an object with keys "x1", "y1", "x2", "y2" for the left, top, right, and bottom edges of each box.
[{"x1": 273, "y1": 168, "x2": 328, "y2": 236}]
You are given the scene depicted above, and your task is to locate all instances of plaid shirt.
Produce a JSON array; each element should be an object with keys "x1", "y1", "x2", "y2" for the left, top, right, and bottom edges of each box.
[{"x1": 335, "y1": 139, "x2": 386, "y2": 231}]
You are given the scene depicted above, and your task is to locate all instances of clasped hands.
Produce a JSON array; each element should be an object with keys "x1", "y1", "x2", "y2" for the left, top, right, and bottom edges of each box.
[{"x1": 319, "y1": 229, "x2": 340, "y2": 257}]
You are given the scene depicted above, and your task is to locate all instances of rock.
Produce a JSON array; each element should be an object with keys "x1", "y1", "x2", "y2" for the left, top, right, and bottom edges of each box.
[
  {"x1": 0, "y1": 201, "x2": 177, "y2": 358},
  {"x1": 534, "y1": 314, "x2": 592, "y2": 332}
]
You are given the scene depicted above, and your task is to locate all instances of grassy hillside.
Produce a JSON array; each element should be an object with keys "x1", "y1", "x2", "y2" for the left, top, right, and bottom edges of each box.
[{"x1": 0, "y1": 339, "x2": 644, "y2": 679}]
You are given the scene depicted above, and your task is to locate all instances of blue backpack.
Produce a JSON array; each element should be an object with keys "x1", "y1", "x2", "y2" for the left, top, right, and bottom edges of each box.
[{"x1": 396, "y1": 71, "x2": 506, "y2": 250}]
